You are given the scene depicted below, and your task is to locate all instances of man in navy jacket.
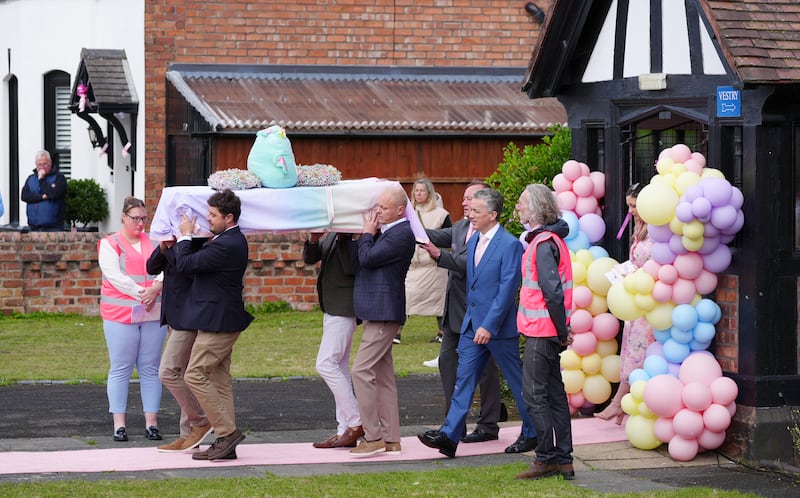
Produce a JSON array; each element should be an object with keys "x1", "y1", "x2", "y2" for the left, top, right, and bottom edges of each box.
[{"x1": 21, "y1": 150, "x2": 67, "y2": 231}]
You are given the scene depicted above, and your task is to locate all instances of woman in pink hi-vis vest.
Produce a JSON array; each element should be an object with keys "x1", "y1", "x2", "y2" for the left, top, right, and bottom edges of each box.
[{"x1": 98, "y1": 196, "x2": 167, "y2": 443}]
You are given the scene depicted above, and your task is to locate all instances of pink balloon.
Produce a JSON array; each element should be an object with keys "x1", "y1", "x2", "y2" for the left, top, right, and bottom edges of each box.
[
  {"x1": 682, "y1": 381, "x2": 713, "y2": 412},
  {"x1": 684, "y1": 158, "x2": 704, "y2": 174},
  {"x1": 725, "y1": 401, "x2": 737, "y2": 417},
  {"x1": 579, "y1": 162, "x2": 591, "y2": 176},
  {"x1": 573, "y1": 285, "x2": 594, "y2": 309},
  {"x1": 669, "y1": 435, "x2": 699, "y2": 461},
  {"x1": 552, "y1": 173, "x2": 572, "y2": 193},
  {"x1": 702, "y1": 178, "x2": 733, "y2": 207},
  {"x1": 575, "y1": 196, "x2": 599, "y2": 217},
  {"x1": 590, "y1": 171, "x2": 606, "y2": 199},
  {"x1": 654, "y1": 417, "x2": 676, "y2": 443},
  {"x1": 674, "y1": 253, "x2": 704, "y2": 280},
  {"x1": 651, "y1": 242, "x2": 677, "y2": 265},
  {"x1": 562, "y1": 160, "x2": 582, "y2": 181},
  {"x1": 593, "y1": 313, "x2": 620, "y2": 341},
  {"x1": 673, "y1": 408, "x2": 705, "y2": 439},
  {"x1": 652, "y1": 281, "x2": 673, "y2": 303},
  {"x1": 572, "y1": 176, "x2": 594, "y2": 198},
  {"x1": 642, "y1": 259, "x2": 661, "y2": 278},
  {"x1": 702, "y1": 245, "x2": 732, "y2": 273},
  {"x1": 710, "y1": 376, "x2": 739, "y2": 406},
  {"x1": 568, "y1": 392, "x2": 585, "y2": 408},
  {"x1": 697, "y1": 428, "x2": 726, "y2": 450},
  {"x1": 669, "y1": 144, "x2": 693, "y2": 163},
  {"x1": 657, "y1": 264, "x2": 679, "y2": 284},
  {"x1": 571, "y1": 332, "x2": 598, "y2": 356},
  {"x1": 570, "y1": 309, "x2": 594, "y2": 334},
  {"x1": 702, "y1": 403, "x2": 732, "y2": 433},
  {"x1": 694, "y1": 270, "x2": 719, "y2": 295},
  {"x1": 679, "y1": 352, "x2": 723, "y2": 386},
  {"x1": 691, "y1": 152, "x2": 707, "y2": 168},
  {"x1": 557, "y1": 190, "x2": 577, "y2": 211},
  {"x1": 644, "y1": 374, "x2": 685, "y2": 418},
  {"x1": 579, "y1": 213, "x2": 606, "y2": 243},
  {"x1": 671, "y1": 278, "x2": 697, "y2": 304}
]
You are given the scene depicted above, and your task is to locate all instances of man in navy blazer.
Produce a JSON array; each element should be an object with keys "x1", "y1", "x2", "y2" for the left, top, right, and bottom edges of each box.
[
  {"x1": 348, "y1": 185, "x2": 415, "y2": 457},
  {"x1": 174, "y1": 189, "x2": 254, "y2": 461},
  {"x1": 418, "y1": 187, "x2": 537, "y2": 458}
]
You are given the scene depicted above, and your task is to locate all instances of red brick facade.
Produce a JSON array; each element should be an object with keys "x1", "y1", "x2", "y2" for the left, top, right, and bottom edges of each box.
[{"x1": 714, "y1": 274, "x2": 739, "y2": 373}]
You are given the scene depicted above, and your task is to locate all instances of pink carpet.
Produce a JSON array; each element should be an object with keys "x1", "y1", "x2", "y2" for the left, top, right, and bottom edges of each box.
[{"x1": 0, "y1": 419, "x2": 626, "y2": 475}]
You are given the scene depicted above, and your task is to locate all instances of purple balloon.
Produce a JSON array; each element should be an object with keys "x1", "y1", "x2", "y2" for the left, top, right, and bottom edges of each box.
[
  {"x1": 730, "y1": 187, "x2": 744, "y2": 209},
  {"x1": 578, "y1": 213, "x2": 606, "y2": 243},
  {"x1": 691, "y1": 197, "x2": 712, "y2": 219},
  {"x1": 652, "y1": 241, "x2": 677, "y2": 264},
  {"x1": 646, "y1": 341, "x2": 665, "y2": 357},
  {"x1": 683, "y1": 184, "x2": 704, "y2": 203},
  {"x1": 667, "y1": 362, "x2": 682, "y2": 377},
  {"x1": 703, "y1": 178, "x2": 733, "y2": 207},
  {"x1": 721, "y1": 210, "x2": 744, "y2": 235},
  {"x1": 703, "y1": 223, "x2": 720, "y2": 238},
  {"x1": 703, "y1": 244, "x2": 732, "y2": 273},
  {"x1": 698, "y1": 234, "x2": 721, "y2": 255},
  {"x1": 649, "y1": 223, "x2": 673, "y2": 243},
  {"x1": 711, "y1": 205, "x2": 738, "y2": 230},
  {"x1": 720, "y1": 233, "x2": 735, "y2": 244},
  {"x1": 669, "y1": 233, "x2": 689, "y2": 255},
  {"x1": 676, "y1": 201, "x2": 695, "y2": 223}
]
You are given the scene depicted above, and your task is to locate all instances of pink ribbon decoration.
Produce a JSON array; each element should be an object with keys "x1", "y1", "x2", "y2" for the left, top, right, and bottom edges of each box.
[
  {"x1": 77, "y1": 83, "x2": 88, "y2": 113},
  {"x1": 616, "y1": 212, "x2": 631, "y2": 240}
]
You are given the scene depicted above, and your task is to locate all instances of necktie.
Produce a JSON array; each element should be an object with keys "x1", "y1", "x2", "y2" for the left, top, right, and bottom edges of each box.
[
  {"x1": 475, "y1": 235, "x2": 489, "y2": 265},
  {"x1": 465, "y1": 224, "x2": 475, "y2": 244}
]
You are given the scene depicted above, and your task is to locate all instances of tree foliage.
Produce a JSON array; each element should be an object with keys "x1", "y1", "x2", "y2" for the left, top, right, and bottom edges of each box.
[
  {"x1": 487, "y1": 124, "x2": 572, "y2": 235},
  {"x1": 64, "y1": 178, "x2": 109, "y2": 228}
]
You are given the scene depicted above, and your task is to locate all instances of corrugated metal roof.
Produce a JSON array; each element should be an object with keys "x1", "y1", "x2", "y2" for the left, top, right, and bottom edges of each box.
[{"x1": 166, "y1": 64, "x2": 566, "y2": 134}]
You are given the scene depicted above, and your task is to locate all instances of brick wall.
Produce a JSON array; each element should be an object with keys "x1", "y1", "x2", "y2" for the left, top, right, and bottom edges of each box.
[
  {"x1": 714, "y1": 273, "x2": 739, "y2": 373},
  {"x1": 0, "y1": 231, "x2": 319, "y2": 316},
  {"x1": 144, "y1": 0, "x2": 551, "y2": 213}
]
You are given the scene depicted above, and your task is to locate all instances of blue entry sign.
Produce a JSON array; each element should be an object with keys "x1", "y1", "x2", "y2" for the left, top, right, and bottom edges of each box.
[{"x1": 717, "y1": 86, "x2": 741, "y2": 118}]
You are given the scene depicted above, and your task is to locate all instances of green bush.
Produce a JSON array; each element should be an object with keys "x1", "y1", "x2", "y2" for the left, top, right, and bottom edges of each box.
[
  {"x1": 65, "y1": 178, "x2": 109, "y2": 229},
  {"x1": 487, "y1": 124, "x2": 572, "y2": 235}
]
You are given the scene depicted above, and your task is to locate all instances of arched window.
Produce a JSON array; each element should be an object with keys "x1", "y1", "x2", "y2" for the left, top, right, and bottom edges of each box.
[{"x1": 43, "y1": 70, "x2": 71, "y2": 178}]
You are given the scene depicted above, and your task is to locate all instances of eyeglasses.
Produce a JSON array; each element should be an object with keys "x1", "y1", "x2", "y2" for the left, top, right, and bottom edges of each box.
[{"x1": 125, "y1": 213, "x2": 148, "y2": 224}]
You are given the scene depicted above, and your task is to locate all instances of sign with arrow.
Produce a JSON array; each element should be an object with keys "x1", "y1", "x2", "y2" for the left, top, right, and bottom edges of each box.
[{"x1": 717, "y1": 86, "x2": 741, "y2": 118}]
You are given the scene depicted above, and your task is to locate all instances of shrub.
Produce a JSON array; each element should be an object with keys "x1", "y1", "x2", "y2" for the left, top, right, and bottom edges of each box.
[{"x1": 65, "y1": 178, "x2": 109, "y2": 229}]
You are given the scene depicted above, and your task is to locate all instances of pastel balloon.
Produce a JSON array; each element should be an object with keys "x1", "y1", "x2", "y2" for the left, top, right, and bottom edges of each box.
[
  {"x1": 694, "y1": 270, "x2": 719, "y2": 295},
  {"x1": 645, "y1": 302, "x2": 675, "y2": 330},
  {"x1": 560, "y1": 349, "x2": 582, "y2": 370},
  {"x1": 669, "y1": 217, "x2": 684, "y2": 236},
  {"x1": 711, "y1": 205, "x2": 738, "y2": 230},
  {"x1": 638, "y1": 183, "x2": 679, "y2": 226},
  {"x1": 669, "y1": 435, "x2": 699, "y2": 461},
  {"x1": 644, "y1": 374, "x2": 685, "y2": 418},
  {"x1": 621, "y1": 392, "x2": 639, "y2": 416},
  {"x1": 673, "y1": 408, "x2": 705, "y2": 439},
  {"x1": 574, "y1": 249, "x2": 594, "y2": 267},
  {"x1": 642, "y1": 259, "x2": 661, "y2": 278},
  {"x1": 589, "y1": 171, "x2": 606, "y2": 198},
  {"x1": 566, "y1": 231, "x2": 591, "y2": 252},
  {"x1": 562, "y1": 160, "x2": 582, "y2": 181},
  {"x1": 579, "y1": 162, "x2": 591, "y2": 177},
  {"x1": 561, "y1": 369, "x2": 586, "y2": 394},
  {"x1": 626, "y1": 415, "x2": 662, "y2": 450},
  {"x1": 628, "y1": 368, "x2": 650, "y2": 385},
  {"x1": 691, "y1": 151, "x2": 707, "y2": 168},
  {"x1": 679, "y1": 352, "x2": 723, "y2": 386},
  {"x1": 689, "y1": 339, "x2": 711, "y2": 351},
  {"x1": 675, "y1": 201, "x2": 695, "y2": 223},
  {"x1": 682, "y1": 235, "x2": 704, "y2": 252},
  {"x1": 656, "y1": 156, "x2": 675, "y2": 174},
  {"x1": 729, "y1": 186, "x2": 744, "y2": 209},
  {"x1": 671, "y1": 278, "x2": 698, "y2": 305},
  {"x1": 703, "y1": 403, "x2": 732, "y2": 433},
  {"x1": 653, "y1": 328, "x2": 671, "y2": 343},
  {"x1": 593, "y1": 313, "x2": 620, "y2": 341},
  {"x1": 724, "y1": 210, "x2": 745, "y2": 234},
  {"x1": 654, "y1": 416, "x2": 676, "y2": 443},
  {"x1": 596, "y1": 339, "x2": 619, "y2": 357},
  {"x1": 697, "y1": 428, "x2": 727, "y2": 450},
  {"x1": 662, "y1": 338, "x2": 691, "y2": 364},
  {"x1": 557, "y1": 190, "x2": 577, "y2": 211},
  {"x1": 572, "y1": 176, "x2": 594, "y2": 197},
  {"x1": 568, "y1": 391, "x2": 585, "y2": 408},
  {"x1": 682, "y1": 381, "x2": 713, "y2": 412},
  {"x1": 691, "y1": 197, "x2": 712, "y2": 219},
  {"x1": 575, "y1": 196, "x2": 599, "y2": 217},
  {"x1": 701, "y1": 167, "x2": 725, "y2": 179},
  {"x1": 648, "y1": 223, "x2": 673, "y2": 242},
  {"x1": 675, "y1": 171, "x2": 701, "y2": 195},
  {"x1": 650, "y1": 242, "x2": 676, "y2": 265},
  {"x1": 561, "y1": 210, "x2": 579, "y2": 237},
  {"x1": 693, "y1": 322, "x2": 716, "y2": 343},
  {"x1": 573, "y1": 285, "x2": 594, "y2": 309},
  {"x1": 583, "y1": 374, "x2": 612, "y2": 404},
  {"x1": 657, "y1": 264, "x2": 678, "y2": 284},
  {"x1": 669, "y1": 233, "x2": 689, "y2": 256},
  {"x1": 587, "y1": 294, "x2": 609, "y2": 316},
  {"x1": 703, "y1": 178, "x2": 733, "y2": 207},
  {"x1": 579, "y1": 213, "x2": 606, "y2": 243},
  {"x1": 572, "y1": 261, "x2": 588, "y2": 284},
  {"x1": 588, "y1": 245, "x2": 609, "y2": 259},
  {"x1": 682, "y1": 220, "x2": 705, "y2": 241},
  {"x1": 674, "y1": 253, "x2": 704, "y2": 280},
  {"x1": 586, "y1": 257, "x2": 619, "y2": 296},
  {"x1": 646, "y1": 341, "x2": 664, "y2": 358},
  {"x1": 672, "y1": 304, "x2": 699, "y2": 331},
  {"x1": 669, "y1": 144, "x2": 693, "y2": 163},
  {"x1": 698, "y1": 234, "x2": 721, "y2": 255},
  {"x1": 581, "y1": 353, "x2": 602, "y2": 375},
  {"x1": 710, "y1": 376, "x2": 739, "y2": 406},
  {"x1": 601, "y1": 355, "x2": 621, "y2": 383},
  {"x1": 552, "y1": 173, "x2": 572, "y2": 193},
  {"x1": 570, "y1": 309, "x2": 594, "y2": 334},
  {"x1": 726, "y1": 401, "x2": 737, "y2": 417},
  {"x1": 644, "y1": 354, "x2": 669, "y2": 377},
  {"x1": 571, "y1": 331, "x2": 598, "y2": 356},
  {"x1": 667, "y1": 361, "x2": 682, "y2": 377},
  {"x1": 670, "y1": 326, "x2": 694, "y2": 344},
  {"x1": 607, "y1": 281, "x2": 643, "y2": 321}
]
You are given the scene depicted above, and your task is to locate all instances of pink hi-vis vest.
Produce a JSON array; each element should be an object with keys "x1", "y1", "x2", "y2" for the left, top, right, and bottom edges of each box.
[
  {"x1": 99, "y1": 233, "x2": 158, "y2": 323},
  {"x1": 517, "y1": 231, "x2": 573, "y2": 338}
]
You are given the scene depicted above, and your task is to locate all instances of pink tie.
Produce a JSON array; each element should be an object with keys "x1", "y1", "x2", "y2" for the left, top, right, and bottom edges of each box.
[
  {"x1": 474, "y1": 236, "x2": 489, "y2": 265},
  {"x1": 465, "y1": 225, "x2": 475, "y2": 244}
]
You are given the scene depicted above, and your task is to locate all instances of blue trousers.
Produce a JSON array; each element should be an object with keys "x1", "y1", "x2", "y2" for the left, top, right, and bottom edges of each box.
[
  {"x1": 103, "y1": 319, "x2": 167, "y2": 414},
  {"x1": 441, "y1": 333, "x2": 537, "y2": 444}
]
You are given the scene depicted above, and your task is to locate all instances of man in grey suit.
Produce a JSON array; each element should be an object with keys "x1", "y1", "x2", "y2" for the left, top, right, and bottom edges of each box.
[
  {"x1": 348, "y1": 185, "x2": 416, "y2": 457},
  {"x1": 419, "y1": 181, "x2": 503, "y2": 443}
]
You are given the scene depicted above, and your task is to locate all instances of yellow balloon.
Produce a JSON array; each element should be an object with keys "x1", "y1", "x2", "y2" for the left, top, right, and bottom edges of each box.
[
  {"x1": 625, "y1": 414, "x2": 662, "y2": 450},
  {"x1": 669, "y1": 216, "x2": 684, "y2": 235},
  {"x1": 607, "y1": 281, "x2": 643, "y2": 321},
  {"x1": 638, "y1": 401, "x2": 655, "y2": 419},
  {"x1": 683, "y1": 220, "x2": 704, "y2": 239},
  {"x1": 637, "y1": 183, "x2": 679, "y2": 226},
  {"x1": 670, "y1": 162, "x2": 687, "y2": 177},
  {"x1": 620, "y1": 393, "x2": 639, "y2": 415},
  {"x1": 682, "y1": 235, "x2": 704, "y2": 252},
  {"x1": 701, "y1": 167, "x2": 725, "y2": 179},
  {"x1": 561, "y1": 369, "x2": 586, "y2": 394},
  {"x1": 675, "y1": 171, "x2": 701, "y2": 195},
  {"x1": 630, "y1": 379, "x2": 648, "y2": 400},
  {"x1": 600, "y1": 354, "x2": 621, "y2": 383},
  {"x1": 634, "y1": 292, "x2": 657, "y2": 312},
  {"x1": 572, "y1": 261, "x2": 587, "y2": 285},
  {"x1": 634, "y1": 270, "x2": 655, "y2": 294},
  {"x1": 658, "y1": 173, "x2": 677, "y2": 189},
  {"x1": 596, "y1": 339, "x2": 619, "y2": 357},
  {"x1": 690, "y1": 294, "x2": 702, "y2": 307},
  {"x1": 560, "y1": 349, "x2": 582, "y2": 370},
  {"x1": 574, "y1": 249, "x2": 594, "y2": 268},
  {"x1": 581, "y1": 353, "x2": 602, "y2": 375},
  {"x1": 586, "y1": 294, "x2": 608, "y2": 316},
  {"x1": 622, "y1": 273, "x2": 637, "y2": 293},
  {"x1": 644, "y1": 302, "x2": 674, "y2": 330},
  {"x1": 585, "y1": 257, "x2": 619, "y2": 296},
  {"x1": 583, "y1": 374, "x2": 612, "y2": 404},
  {"x1": 656, "y1": 157, "x2": 674, "y2": 175}
]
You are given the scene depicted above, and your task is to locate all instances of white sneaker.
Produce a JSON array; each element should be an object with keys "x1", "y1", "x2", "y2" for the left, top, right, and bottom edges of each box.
[{"x1": 423, "y1": 356, "x2": 439, "y2": 368}]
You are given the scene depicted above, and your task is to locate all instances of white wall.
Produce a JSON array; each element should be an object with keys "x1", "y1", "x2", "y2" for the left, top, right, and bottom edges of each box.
[{"x1": 0, "y1": 0, "x2": 144, "y2": 231}]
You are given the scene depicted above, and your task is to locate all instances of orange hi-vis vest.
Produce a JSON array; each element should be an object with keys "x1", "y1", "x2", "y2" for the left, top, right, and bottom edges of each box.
[
  {"x1": 99, "y1": 233, "x2": 158, "y2": 323},
  {"x1": 517, "y1": 231, "x2": 573, "y2": 338}
]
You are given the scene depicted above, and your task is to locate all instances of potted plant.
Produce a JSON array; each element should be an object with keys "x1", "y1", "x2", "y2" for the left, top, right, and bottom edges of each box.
[{"x1": 65, "y1": 178, "x2": 109, "y2": 231}]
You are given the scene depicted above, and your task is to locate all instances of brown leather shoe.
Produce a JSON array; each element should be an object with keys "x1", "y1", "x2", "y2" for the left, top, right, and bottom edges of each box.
[
  {"x1": 332, "y1": 425, "x2": 364, "y2": 448},
  {"x1": 205, "y1": 429, "x2": 245, "y2": 461},
  {"x1": 515, "y1": 461, "x2": 560, "y2": 480},
  {"x1": 191, "y1": 447, "x2": 237, "y2": 460},
  {"x1": 312, "y1": 433, "x2": 340, "y2": 449},
  {"x1": 560, "y1": 462, "x2": 575, "y2": 480}
]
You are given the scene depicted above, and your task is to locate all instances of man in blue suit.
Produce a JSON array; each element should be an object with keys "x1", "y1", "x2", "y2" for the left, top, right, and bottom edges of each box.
[
  {"x1": 418, "y1": 187, "x2": 537, "y2": 458},
  {"x1": 348, "y1": 185, "x2": 416, "y2": 457},
  {"x1": 174, "y1": 189, "x2": 254, "y2": 461}
]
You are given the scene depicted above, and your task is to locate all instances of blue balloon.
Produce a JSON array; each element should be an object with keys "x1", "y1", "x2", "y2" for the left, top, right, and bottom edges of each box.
[
  {"x1": 689, "y1": 339, "x2": 712, "y2": 351},
  {"x1": 693, "y1": 321, "x2": 717, "y2": 343},
  {"x1": 628, "y1": 368, "x2": 650, "y2": 385},
  {"x1": 588, "y1": 245, "x2": 609, "y2": 259},
  {"x1": 561, "y1": 211, "x2": 579, "y2": 239},
  {"x1": 566, "y1": 230, "x2": 590, "y2": 252},
  {"x1": 662, "y1": 338, "x2": 691, "y2": 364},
  {"x1": 671, "y1": 304, "x2": 699, "y2": 331},
  {"x1": 695, "y1": 299, "x2": 721, "y2": 324},
  {"x1": 653, "y1": 328, "x2": 671, "y2": 343},
  {"x1": 643, "y1": 355, "x2": 669, "y2": 377},
  {"x1": 670, "y1": 326, "x2": 694, "y2": 344}
]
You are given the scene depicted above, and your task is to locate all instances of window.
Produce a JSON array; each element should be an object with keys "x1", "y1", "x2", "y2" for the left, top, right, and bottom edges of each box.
[{"x1": 43, "y1": 70, "x2": 71, "y2": 178}]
